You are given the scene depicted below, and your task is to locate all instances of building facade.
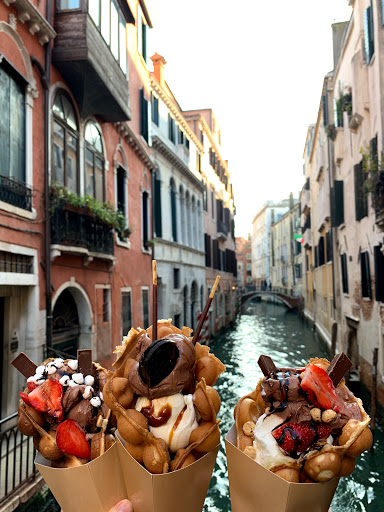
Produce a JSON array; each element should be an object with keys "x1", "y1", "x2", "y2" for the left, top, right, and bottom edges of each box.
[
  {"x1": 184, "y1": 109, "x2": 237, "y2": 337},
  {"x1": 149, "y1": 53, "x2": 206, "y2": 331},
  {"x1": 235, "y1": 236, "x2": 252, "y2": 289}
]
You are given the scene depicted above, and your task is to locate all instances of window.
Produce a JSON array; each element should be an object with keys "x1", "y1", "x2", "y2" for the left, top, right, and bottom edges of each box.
[
  {"x1": 151, "y1": 94, "x2": 159, "y2": 126},
  {"x1": 205, "y1": 234, "x2": 211, "y2": 267},
  {"x1": 196, "y1": 153, "x2": 201, "y2": 173},
  {"x1": 174, "y1": 314, "x2": 181, "y2": 329},
  {"x1": 318, "y1": 236, "x2": 325, "y2": 266},
  {"x1": 173, "y1": 268, "x2": 180, "y2": 289},
  {"x1": 52, "y1": 91, "x2": 79, "y2": 193},
  {"x1": 354, "y1": 162, "x2": 368, "y2": 221},
  {"x1": 102, "y1": 288, "x2": 110, "y2": 322},
  {"x1": 89, "y1": 1, "x2": 127, "y2": 74},
  {"x1": 0, "y1": 60, "x2": 26, "y2": 183},
  {"x1": 211, "y1": 191, "x2": 215, "y2": 220},
  {"x1": 361, "y1": 251, "x2": 372, "y2": 299},
  {"x1": 138, "y1": 11, "x2": 147, "y2": 62},
  {"x1": 57, "y1": 0, "x2": 80, "y2": 9},
  {"x1": 84, "y1": 121, "x2": 104, "y2": 202},
  {"x1": 246, "y1": 253, "x2": 251, "y2": 260},
  {"x1": 142, "y1": 288, "x2": 149, "y2": 328},
  {"x1": 374, "y1": 245, "x2": 384, "y2": 302},
  {"x1": 332, "y1": 181, "x2": 344, "y2": 227},
  {"x1": 168, "y1": 114, "x2": 176, "y2": 144},
  {"x1": 202, "y1": 180, "x2": 207, "y2": 211},
  {"x1": 140, "y1": 89, "x2": 149, "y2": 143},
  {"x1": 121, "y1": 290, "x2": 132, "y2": 337},
  {"x1": 142, "y1": 190, "x2": 149, "y2": 248},
  {"x1": 170, "y1": 179, "x2": 177, "y2": 242},
  {"x1": 116, "y1": 165, "x2": 127, "y2": 226},
  {"x1": 153, "y1": 170, "x2": 162, "y2": 237},
  {"x1": 341, "y1": 254, "x2": 349, "y2": 294},
  {"x1": 178, "y1": 126, "x2": 184, "y2": 145},
  {"x1": 364, "y1": 3, "x2": 374, "y2": 64},
  {"x1": 326, "y1": 231, "x2": 333, "y2": 262}
]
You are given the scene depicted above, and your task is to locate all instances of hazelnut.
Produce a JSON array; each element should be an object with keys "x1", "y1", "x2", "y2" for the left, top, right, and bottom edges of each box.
[
  {"x1": 310, "y1": 408, "x2": 322, "y2": 422},
  {"x1": 321, "y1": 409, "x2": 337, "y2": 423},
  {"x1": 243, "y1": 446, "x2": 256, "y2": 459},
  {"x1": 242, "y1": 421, "x2": 256, "y2": 437}
]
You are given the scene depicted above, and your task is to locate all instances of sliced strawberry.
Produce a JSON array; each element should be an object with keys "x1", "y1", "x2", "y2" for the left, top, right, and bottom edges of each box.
[
  {"x1": 56, "y1": 419, "x2": 91, "y2": 459},
  {"x1": 20, "y1": 380, "x2": 64, "y2": 422},
  {"x1": 272, "y1": 425, "x2": 295, "y2": 453},
  {"x1": 300, "y1": 364, "x2": 348, "y2": 414},
  {"x1": 316, "y1": 423, "x2": 332, "y2": 440},
  {"x1": 27, "y1": 381, "x2": 38, "y2": 392}
]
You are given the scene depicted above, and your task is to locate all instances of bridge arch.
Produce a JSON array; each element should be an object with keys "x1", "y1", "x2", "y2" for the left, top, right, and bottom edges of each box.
[{"x1": 241, "y1": 291, "x2": 297, "y2": 311}]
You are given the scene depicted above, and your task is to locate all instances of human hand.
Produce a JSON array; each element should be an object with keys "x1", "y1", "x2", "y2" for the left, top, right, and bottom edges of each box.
[{"x1": 108, "y1": 500, "x2": 134, "y2": 512}]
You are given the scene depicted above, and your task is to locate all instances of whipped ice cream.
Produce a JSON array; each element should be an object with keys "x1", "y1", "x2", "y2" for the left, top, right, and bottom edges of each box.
[
  {"x1": 252, "y1": 413, "x2": 295, "y2": 470},
  {"x1": 136, "y1": 392, "x2": 198, "y2": 452}
]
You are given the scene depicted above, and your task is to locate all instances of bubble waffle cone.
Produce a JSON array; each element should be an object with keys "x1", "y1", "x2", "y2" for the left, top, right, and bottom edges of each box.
[{"x1": 227, "y1": 356, "x2": 373, "y2": 512}]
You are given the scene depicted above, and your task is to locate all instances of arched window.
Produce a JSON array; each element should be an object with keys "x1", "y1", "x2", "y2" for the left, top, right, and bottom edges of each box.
[
  {"x1": 84, "y1": 121, "x2": 104, "y2": 202},
  {"x1": 52, "y1": 90, "x2": 79, "y2": 193},
  {"x1": 190, "y1": 281, "x2": 197, "y2": 329},
  {"x1": 183, "y1": 285, "x2": 188, "y2": 326},
  {"x1": 185, "y1": 190, "x2": 191, "y2": 245},
  {"x1": 179, "y1": 185, "x2": 185, "y2": 245},
  {"x1": 170, "y1": 178, "x2": 177, "y2": 242},
  {"x1": 191, "y1": 195, "x2": 196, "y2": 248}
]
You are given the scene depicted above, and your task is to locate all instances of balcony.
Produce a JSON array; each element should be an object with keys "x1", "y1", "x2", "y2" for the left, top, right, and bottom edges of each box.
[
  {"x1": 302, "y1": 188, "x2": 311, "y2": 213},
  {"x1": 303, "y1": 228, "x2": 313, "y2": 248},
  {"x1": 52, "y1": 2, "x2": 134, "y2": 122},
  {"x1": 217, "y1": 220, "x2": 228, "y2": 241},
  {"x1": 51, "y1": 201, "x2": 114, "y2": 260},
  {"x1": 0, "y1": 175, "x2": 32, "y2": 211}
]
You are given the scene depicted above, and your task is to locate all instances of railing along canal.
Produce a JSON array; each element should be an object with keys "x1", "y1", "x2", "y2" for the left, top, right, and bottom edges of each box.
[{"x1": 0, "y1": 412, "x2": 37, "y2": 505}]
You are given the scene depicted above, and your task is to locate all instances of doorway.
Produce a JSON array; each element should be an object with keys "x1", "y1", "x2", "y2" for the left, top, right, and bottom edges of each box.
[{"x1": 51, "y1": 289, "x2": 80, "y2": 358}]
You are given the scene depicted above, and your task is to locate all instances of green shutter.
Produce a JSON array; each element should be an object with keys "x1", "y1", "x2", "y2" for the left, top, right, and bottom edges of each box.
[{"x1": 354, "y1": 162, "x2": 368, "y2": 221}]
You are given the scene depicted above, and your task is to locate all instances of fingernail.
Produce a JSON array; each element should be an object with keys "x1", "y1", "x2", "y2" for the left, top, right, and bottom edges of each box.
[{"x1": 116, "y1": 500, "x2": 131, "y2": 512}]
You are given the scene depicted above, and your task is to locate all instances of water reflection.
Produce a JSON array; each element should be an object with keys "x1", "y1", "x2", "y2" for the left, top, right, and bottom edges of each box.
[{"x1": 204, "y1": 301, "x2": 384, "y2": 512}]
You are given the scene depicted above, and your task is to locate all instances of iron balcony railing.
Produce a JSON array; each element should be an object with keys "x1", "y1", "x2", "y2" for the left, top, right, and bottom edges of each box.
[
  {"x1": 0, "y1": 412, "x2": 37, "y2": 506},
  {"x1": 0, "y1": 175, "x2": 33, "y2": 211},
  {"x1": 51, "y1": 201, "x2": 114, "y2": 256},
  {"x1": 217, "y1": 220, "x2": 228, "y2": 235}
]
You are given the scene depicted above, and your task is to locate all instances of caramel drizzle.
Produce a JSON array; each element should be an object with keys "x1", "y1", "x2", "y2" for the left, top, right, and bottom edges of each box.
[
  {"x1": 141, "y1": 401, "x2": 172, "y2": 427},
  {"x1": 168, "y1": 405, "x2": 187, "y2": 448}
]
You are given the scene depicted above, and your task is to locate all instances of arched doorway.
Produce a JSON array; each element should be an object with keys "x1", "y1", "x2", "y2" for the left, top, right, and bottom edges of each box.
[{"x1": 52, "y1": 289, "x2": 80, "y2": 358}]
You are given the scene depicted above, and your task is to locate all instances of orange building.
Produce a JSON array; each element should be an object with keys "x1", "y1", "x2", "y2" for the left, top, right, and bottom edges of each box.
[{"x1": 0, "y1": 0, "x2": 154, "y2": 422}]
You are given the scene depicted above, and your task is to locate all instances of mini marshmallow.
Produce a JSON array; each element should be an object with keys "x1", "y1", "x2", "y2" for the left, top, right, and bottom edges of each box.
[
  {"x1": 35, "y1": 365, "x2": 46, "y2": 376},
  {"x1": 84, "y1": 375, "x2": 95, "y2": 386},
  {"x1": 67, "y1": 360, "x2": 78, "y2": 371},
  {"x1": 68, "y1": 379, "x2": 77, "y2": 387},
  {"x1": 27, "y1": 375, "x2": 37, "y2": 383},
  {"x1": 99, "y1": 391, "x2": 103, "y2": 401},
  {"x1": 36, "y1": 378, "x2": 46, "y2": 385},
  {"x1": 82, "y1": 386, "x2": 93, "y2": 399},
  {"x1": 72, "y1": 373, "x2": 84, "y2": 385},
  {"x1": 90, "y1": 396, "x2": 101, "y2": 407},
  {"x1": 47, "y1": 365, "x2": 57, "y2": 375},
  {"x1": 59, "y1": 375, "x2": 70, "y2": 386},
  {"x1": 53, "y1": 358, "x2": 64, "y2": 368}
]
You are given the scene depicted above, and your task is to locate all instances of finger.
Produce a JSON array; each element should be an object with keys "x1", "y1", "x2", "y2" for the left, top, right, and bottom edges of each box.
[{"x1": 108, "y1": 499, "x2": 134, "y2": 512}]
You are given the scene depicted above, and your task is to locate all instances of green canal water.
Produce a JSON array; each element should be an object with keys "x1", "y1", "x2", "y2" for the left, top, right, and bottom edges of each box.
[{"x1": 204, "y1": 301, "x2": 384, "y2": 512}]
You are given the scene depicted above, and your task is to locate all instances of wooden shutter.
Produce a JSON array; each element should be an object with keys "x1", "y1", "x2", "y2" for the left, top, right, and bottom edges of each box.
[
  {"x1": 154, "y1": 175, "x2": 162, "y2": 238},
  {"x1": 326, "y1": 231, "x2": 332, "y2": 262},
  {"x1": 319, "y1": 237, "x2": 325, "y2": 266},
  {"x1": 374, "y1": 245, "x2": 384, "y2": 302},
  {"x1": 140, "y1": 89, "x2": 148, "y2": 142},
  {"x1": 341, "y1": 254, "x2": 349, "y2": 294},
  {"x1": 212, "y1": 239, "x2": 219, "y2": 269},
  {"x1": 361, "y1": 251, "x2": 372, "y2": 299},
  {"x1": 333, "y1": 181, "x2": 344, "y2": 226},
  {"x1": 354, "y1": 162, "x2": 368, "y2": 221},
  {"x1": 205, "y1": 234, "x2": 211, "y2": 267}
]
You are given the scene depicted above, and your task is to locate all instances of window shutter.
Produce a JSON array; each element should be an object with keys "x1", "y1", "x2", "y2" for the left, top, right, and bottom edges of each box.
[
  {"x1": 364, "y1": 6, "x2": 374, "y2": 64},
  {"x1": 140, "y1": 89, "x2": 148, "y2": 142},
  {"x1": 205, "y1": 234, "x2": 211, "y2": 267},
  {"x1": 154, "y1": 175, "x2": 162, "y2": 238},
  {"x1": 354, "y1": 162, "x2": 368, "y2": 221},
  {"x1": 322, "y1": 94, "x2": 328, "y2": 127},
  {"x1": 361, "y1": 252, "x2": 372, "y2": 299},
  {"x1": 341, "y1": 254, "x2": 349, "y2": 294},
  {"x1": 212, "y1": 239, "x2": 219, "y2": 269},
  {"x1": 333, "y1": 181, "x2": 344, "y2": 226},
  {"x1": 171, "y1": 186, "x2": 177, "y2": 242},
  {"x1": 374, "y1": 245, "x2": 384, "y2": 302},
  {"x1": 319, "y1": 236, "x2": 325, "y2": 266},
  {"x1": 326, "y1": 231, "x2": 333, "y2": 262}
]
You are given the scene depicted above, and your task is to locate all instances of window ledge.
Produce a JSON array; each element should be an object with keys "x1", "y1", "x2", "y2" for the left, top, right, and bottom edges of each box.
[
  {"x1": 142, "y1": 247, "x2": 152, "y2": 255},
  {"x1": 0, "y1": 201, "x2": 37, "y2": 220},
  {"x1": 362, "y1": 297, "x2": 372, "y2": 302},
  {"x1": 115, "y1": 235, "x2": 131, "y2": 250}
]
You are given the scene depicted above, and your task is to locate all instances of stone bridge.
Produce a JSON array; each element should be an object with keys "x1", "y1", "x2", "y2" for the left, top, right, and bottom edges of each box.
[{"x1": 241, "y1": 291, "x2": 298, "y2": 310}]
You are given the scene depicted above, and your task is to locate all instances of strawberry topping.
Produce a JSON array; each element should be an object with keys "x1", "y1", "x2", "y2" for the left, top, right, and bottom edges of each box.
[
  {"x1": 27, "y1": 381, "x2": 38, "y2": 392},
  {"x1": 20, "y1": 380, "x2": 64, "y2": 422},
  {"x1": 300, "y1": 364, "x2": 348, "y2": 414},
  {"x1": 272, "y1": 421, "x2": 316, "y2": 455},
  {"x1": 316, "y1": 423, "x2": 332, "y2": 440},
  {"x1": 56, "y1": 419, "x2": 91, "y2": 459}
]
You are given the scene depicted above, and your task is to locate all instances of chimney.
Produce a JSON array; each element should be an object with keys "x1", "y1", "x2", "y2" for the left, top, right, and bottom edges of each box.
[{"x1": 151, "y1": 53, "x2": 166, "y2": 86}]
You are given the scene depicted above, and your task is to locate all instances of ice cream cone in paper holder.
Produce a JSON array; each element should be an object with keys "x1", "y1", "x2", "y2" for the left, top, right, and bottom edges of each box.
[
  {"x1": 225, "y1": 425, "x2": 338, "y2": 512},
  {"x1": 35, "y1": 441, "x2": 127, "y2": 512},
  {"x1": 116, "y1": 432, "x2": 219, "y2": 512}
]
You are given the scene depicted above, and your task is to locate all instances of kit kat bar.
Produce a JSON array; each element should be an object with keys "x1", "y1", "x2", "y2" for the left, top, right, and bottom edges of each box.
[
  {"x1": 11, "y1": 352, "x2": 37, "y2": 378},
  {"x1": 77, "y1": 349, "x2": 93, "y2": 376},
  {"x1": 326, "y1": 352, "x2": 352, "y2": 387},
  {"x1": 258, "y1": 355, "x2": 278, "y2": 377}
]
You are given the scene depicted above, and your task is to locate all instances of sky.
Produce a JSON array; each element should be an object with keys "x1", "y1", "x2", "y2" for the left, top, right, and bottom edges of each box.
[{"x1": 145, "y1": 0, "x2": 353, "y2": 238}]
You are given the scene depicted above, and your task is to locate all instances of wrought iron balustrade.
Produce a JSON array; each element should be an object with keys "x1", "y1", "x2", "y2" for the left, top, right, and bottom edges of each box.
[
  {"x1": 51, "y1": 201, "x2": 114, "y2": 256},
  {"x1": 0, "y1": 175, "x2": 32, "y2": 211},
  {"x1": 0, "y1": 412, "x2": 37, "y2": 506},
  {"x1": 217, "y1": 220, "x2": 228, "y2": 235}
]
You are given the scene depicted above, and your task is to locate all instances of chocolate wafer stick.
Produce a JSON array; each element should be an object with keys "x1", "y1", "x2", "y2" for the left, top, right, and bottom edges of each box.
[
  {"x1": 11, "y1": 352, "x2": 37, "y2": 378},
  {"x1": 77, "y1": 349, "x2": 93, "y2": 376},
  {"x1": 327, "y1": 352, "x2": 352, "y2": 387},
  {"x1": 258, "y1": 355, "x2": 278, "y2": 377},
  {"x1": 192, "y1": 275, "x2": 220, "y2": 345},
  {"x1": 152, "y1": 260, "x2": 157, "y2": 341}
]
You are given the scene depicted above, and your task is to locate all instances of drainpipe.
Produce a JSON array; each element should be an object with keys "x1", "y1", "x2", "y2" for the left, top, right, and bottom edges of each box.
[{"x1": 31, "y1": 0, "x2": 53, "y2": 357}]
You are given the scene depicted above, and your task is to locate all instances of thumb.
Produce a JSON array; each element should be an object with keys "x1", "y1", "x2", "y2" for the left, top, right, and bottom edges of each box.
[{"x1": 108, "y1": 499, "x2": 134, "y2": 512}]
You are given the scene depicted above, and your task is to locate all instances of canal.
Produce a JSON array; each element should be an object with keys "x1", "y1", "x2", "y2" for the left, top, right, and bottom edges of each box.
[{"x1": 204, "y1": 300, "x2": 384, "y2": 512}]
